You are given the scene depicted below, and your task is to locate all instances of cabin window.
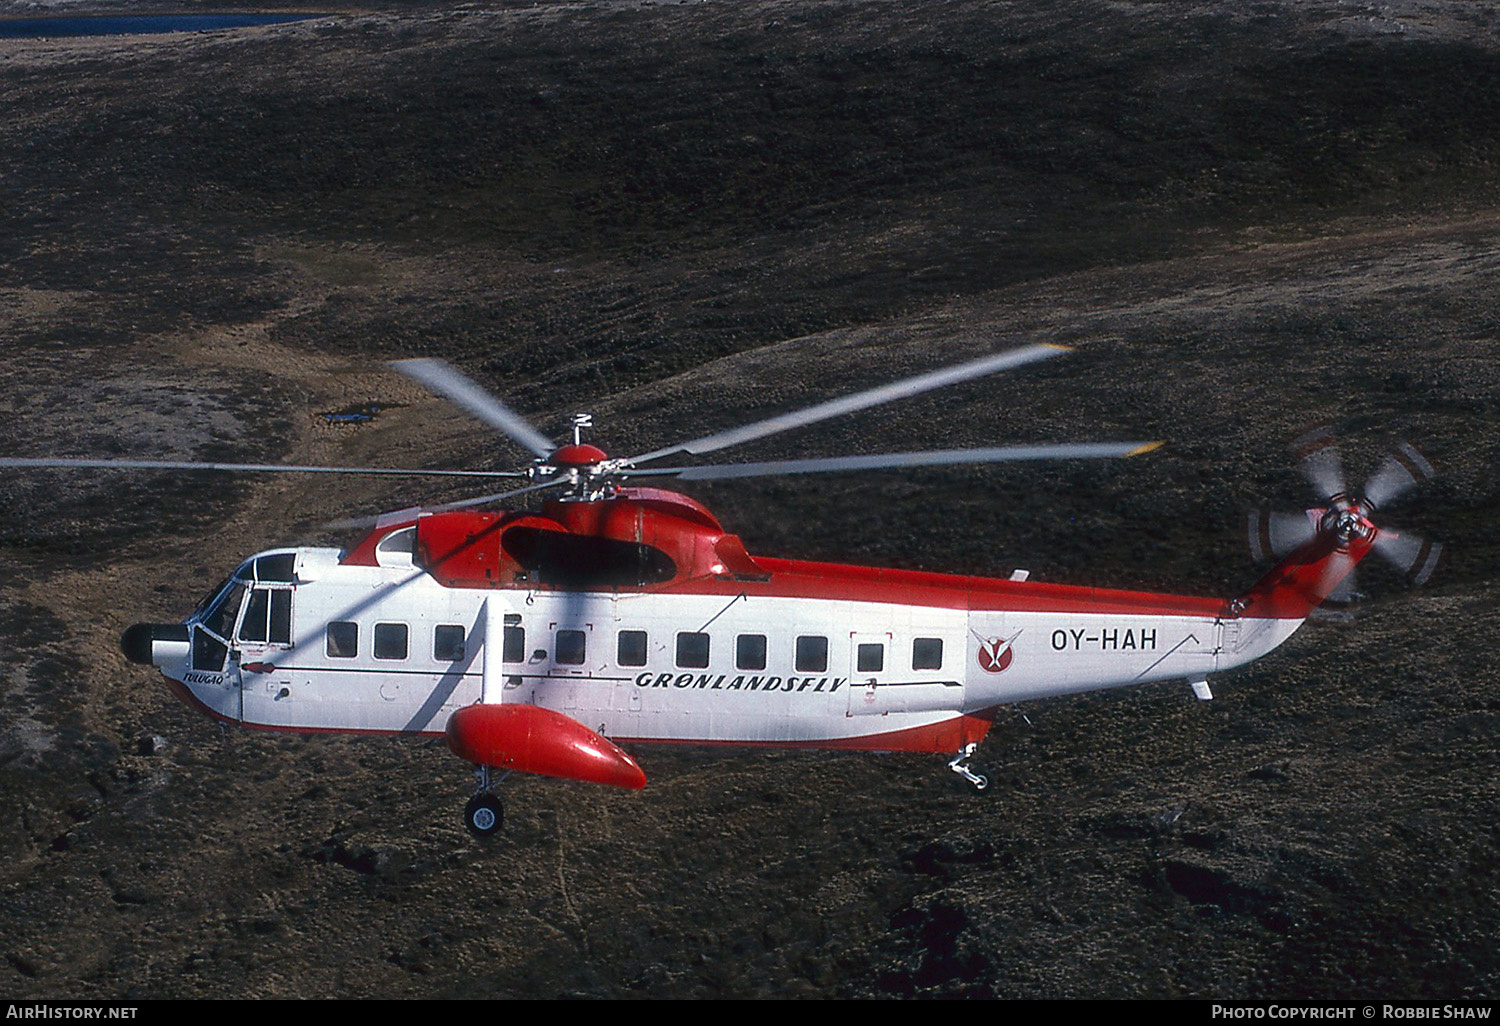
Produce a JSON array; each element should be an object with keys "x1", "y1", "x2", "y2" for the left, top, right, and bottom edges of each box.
[
  {"x1": 374, "y1": 622, "x2": 409, "y2": 661},
  {"x1": 857, "y1": 643, "x2": 884, "y2": 673},
  {"x1": 912, "y1": 637, "x2": 943, "y2": 670},
  {"x1": 327, "y1": 621, "x2": 358, "y2": 658},
  {"x1": 556, "y1": 629, "x2": 587, "y2": 665},
  {"x1": 736, "y1": 634, "x2": 767, "y2": 671},
  {"x1": 503, "y1": 626, "x2": 525, "y2": 663},
  {"x1": 795, "y1": 635, "x2": 828, "y2": 673},
  {"x1": 238, "y1": 588, "x2": 292, "y2": 646},
  {"x1": 434, "y1": 624, "x2": 466, "y2": 662},
  {"x1": 676, "y1": 632, "x2": 710, "y2": 669},
  {"x1": 618, "y1": 630, "x2": 647, "y2": 667}
]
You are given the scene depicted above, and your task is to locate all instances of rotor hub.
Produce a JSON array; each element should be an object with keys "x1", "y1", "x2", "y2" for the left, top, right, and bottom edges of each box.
[
  {"x1": 548, "y1": 443, "x2": 609, "y2": 468},
  {"x1": 1321, "y1": 495, "x2": 1375, "y2": 545}
]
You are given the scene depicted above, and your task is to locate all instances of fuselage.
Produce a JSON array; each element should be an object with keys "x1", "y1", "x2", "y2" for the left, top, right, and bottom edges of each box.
[{"x1": 133, "y1": 489, "x2": 1322, "y2": 756}]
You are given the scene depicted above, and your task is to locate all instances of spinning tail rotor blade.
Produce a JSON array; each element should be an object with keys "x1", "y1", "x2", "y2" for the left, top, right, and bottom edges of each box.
[
  {"x1": 1362, "y1": 442, "x2": 1435, "y2": 510},
  {"x1": 391, "y1": 358, "x2": 556, "y2": 459},
  {"x1": 629, "y1": 343, "x2": 1070, "y2": 465},
  {"x1": 1250, "y1": 432, "x2": 1444, "y2": 616},
  {"x1": 1247, "y1": 508, "x2": 1319, "y2": 563},
  {"x1": 1294, "y1": 425, "x2": 1348, "y2": 500},
  {"x1": 0, "y1": 456, "x2": 523, "y2": 479},
  {"x1": 1373, "y1": 529, "x2": 1443, "y2": 586},
  {"x1": 625, "y1": 441, "x2": 1161, "y2": 482}
]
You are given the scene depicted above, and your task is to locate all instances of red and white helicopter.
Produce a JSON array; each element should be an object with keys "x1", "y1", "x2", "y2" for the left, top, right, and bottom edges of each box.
[{"x1": 4, "y1": 345, "x2": 1440, "y2": 836}]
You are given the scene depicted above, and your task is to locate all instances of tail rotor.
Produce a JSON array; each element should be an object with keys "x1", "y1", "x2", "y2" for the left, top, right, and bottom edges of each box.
[{"x1": 1248, "y1": 430, "x2": 1443, "y2": 613}]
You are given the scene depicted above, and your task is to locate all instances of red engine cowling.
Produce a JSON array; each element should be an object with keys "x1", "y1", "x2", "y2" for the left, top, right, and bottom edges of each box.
[{"x1": 445, "y1": 703, "x2": 647, "y2": 790}]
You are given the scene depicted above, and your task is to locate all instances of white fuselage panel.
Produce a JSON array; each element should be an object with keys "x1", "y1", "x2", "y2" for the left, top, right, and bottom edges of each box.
[{"x1": 166, "y1": 558, "x2": 1302, "y2": 746}]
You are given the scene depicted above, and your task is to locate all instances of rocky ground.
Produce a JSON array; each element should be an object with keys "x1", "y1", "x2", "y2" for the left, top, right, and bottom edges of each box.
[{"x1": 0, "y1": 0, "x2": 1497, "y2": 999}]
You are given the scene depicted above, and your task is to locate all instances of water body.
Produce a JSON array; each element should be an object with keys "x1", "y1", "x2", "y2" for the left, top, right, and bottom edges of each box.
[{"x1": 0, "y1": 13, "x2": 323, "y2": 39}]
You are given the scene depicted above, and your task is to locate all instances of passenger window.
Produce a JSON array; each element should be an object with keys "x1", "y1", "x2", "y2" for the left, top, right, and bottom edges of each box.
[
  {"x1": 913, "y1": 637, "x2": 943, "y2": 670},
  {"x1": 676, "y1": 632, "x2": 710, "y2": 669},
  {"x1": 374, "y1": 622, "x2": 409, "y2": 661},
  {"x1": 618, "y1": 630, "x2": 647, "y2": 667},
  {"x1": 327, "y1": 621, "x2": 358, "y2": 659},
  {"x1": 556, "y1": 629, "x2": 586, "y2": 665},
  {"x1": 736, "y1": 634, "x2": 767, "y2": 671},
  {"x1": 795, "y1": 636, "x2": 828, "y2": 673},
  {"x1": 434, "y1": 624, "x2": 466, "y2": 661},
  {"x1": 857, "y1": 643, "x2": 884, "y2": 673},
  {"x1": 503, "y1": 625, "x2": 525, "y2": 663}
]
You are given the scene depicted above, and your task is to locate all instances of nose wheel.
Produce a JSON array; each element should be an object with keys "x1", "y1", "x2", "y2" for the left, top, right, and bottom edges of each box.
[{"x1": 464, "y1": 765, "x2": 509, "y2": 838}]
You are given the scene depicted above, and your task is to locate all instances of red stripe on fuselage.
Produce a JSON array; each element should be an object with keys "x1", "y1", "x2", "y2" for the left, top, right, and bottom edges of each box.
[{"x1": 616, "y1": 709, "x2": 995, "y2": 754}]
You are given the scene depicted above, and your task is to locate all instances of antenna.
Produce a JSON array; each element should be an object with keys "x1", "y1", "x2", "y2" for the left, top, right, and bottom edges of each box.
[{"x1": 571, "y1": 413, "x2": 593, "y2": 446}]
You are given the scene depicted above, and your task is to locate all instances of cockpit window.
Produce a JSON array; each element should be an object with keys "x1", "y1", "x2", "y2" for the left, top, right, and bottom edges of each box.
[
  {"x1": 239, "y1": 588, "x2": 292, "y2": 646},
  {"x1": 192, "y1": 574, "x2": 236, "y2": 620},
  {"x1": 253, "y1": 553, "x2": 297, "y2": 582},
  {"x1": 192, "y1": 628, "x2": 227, "y2": 673},
  {"x1": 240, "y1": 589, "x2": 268, "y2": 641},
  {"x1": 201, "y1": 582, "x2": 246, "y2": 640}
]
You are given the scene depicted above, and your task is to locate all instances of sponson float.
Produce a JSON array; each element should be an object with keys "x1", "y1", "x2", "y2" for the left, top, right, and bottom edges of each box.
[{"x1": 13, "y1": 347, "x2": 1440, "y2": 836}]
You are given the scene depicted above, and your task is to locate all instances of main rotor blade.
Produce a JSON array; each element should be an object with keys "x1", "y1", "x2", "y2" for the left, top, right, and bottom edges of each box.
[
  {"x1": 1362, "y1": 442, "x2": 1435, "y2": 510},
  {"x1": 391, "y1": 358, "x2": 556, "y2": 459},
  {"x1": 623, "y1": 441, "x2": 1161, "y2": 481},
  {"x1": 0, "y1": 457, "x2": 524, "y2": 479},
  {"x1": 325, "y1": 477, "x2": 569, "y2": 531},
  {"x1": 629, "y1": 343, "x2": 1070, "y2": 465}
]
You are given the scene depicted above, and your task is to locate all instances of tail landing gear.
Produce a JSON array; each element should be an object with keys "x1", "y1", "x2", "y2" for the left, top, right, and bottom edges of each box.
[
  {"x1": 948, "y1": 742, "x2": 989, "y2": 792},
  {"x1": 464, "y1": 765, "x2": 510, "y2": 838}
]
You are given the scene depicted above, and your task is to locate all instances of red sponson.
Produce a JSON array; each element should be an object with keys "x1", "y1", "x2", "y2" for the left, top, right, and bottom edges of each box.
[{"x1": 445, "y1": 703, "x2": 647, "y2": 790}]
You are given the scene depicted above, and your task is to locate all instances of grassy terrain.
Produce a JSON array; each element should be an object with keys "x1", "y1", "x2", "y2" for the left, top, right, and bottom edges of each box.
[{"x1": 0, "y1": 0, "x2": 1496, "y2": 998}]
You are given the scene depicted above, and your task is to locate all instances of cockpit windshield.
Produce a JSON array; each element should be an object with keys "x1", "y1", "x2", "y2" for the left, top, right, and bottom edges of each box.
[
  {"x1": 200, "y1": 581, "x2": 247, "y2": 639},
  {"x1": 191, "y1": 573, "x2": 237, "y2": 620}
]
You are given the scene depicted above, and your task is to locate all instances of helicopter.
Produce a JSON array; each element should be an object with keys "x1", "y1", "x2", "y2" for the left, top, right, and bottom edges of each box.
[{"x1": 2, "y1": 344, "x2": 1441, "y2": 836}]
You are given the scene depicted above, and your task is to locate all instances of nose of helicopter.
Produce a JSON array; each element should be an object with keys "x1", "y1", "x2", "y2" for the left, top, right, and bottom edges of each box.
[{"x1": 121, "y1": 622, "x2": 190, "y2": 665}]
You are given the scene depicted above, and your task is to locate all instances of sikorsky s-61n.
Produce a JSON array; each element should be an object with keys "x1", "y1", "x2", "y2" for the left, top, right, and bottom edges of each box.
[{"x1": 4, "y1": 345, "x2": 1440, "y2": 835}]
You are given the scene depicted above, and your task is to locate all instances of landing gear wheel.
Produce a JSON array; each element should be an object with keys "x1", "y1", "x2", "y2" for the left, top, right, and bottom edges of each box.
[
  {"x1": 464, "y1": 793, "x2": 504, "y2": 837},
  {"x1": 947, "y1": 742, "x2": 989, "y2": 793}
]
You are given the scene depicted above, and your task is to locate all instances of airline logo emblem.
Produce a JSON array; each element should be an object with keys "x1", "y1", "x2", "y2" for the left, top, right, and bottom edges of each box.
[{"x1": 974, "y1": 629, "x2": 1022, "y2": 674}]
